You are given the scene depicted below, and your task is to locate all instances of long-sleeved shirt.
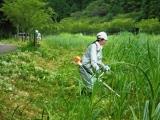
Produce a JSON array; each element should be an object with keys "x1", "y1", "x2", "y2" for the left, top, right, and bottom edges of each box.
[{"x1": 82, "y1": 41, "x2": 105, "y2": 72}]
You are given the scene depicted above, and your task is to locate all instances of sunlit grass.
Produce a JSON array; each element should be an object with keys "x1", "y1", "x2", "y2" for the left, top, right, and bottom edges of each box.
[{"x1": 0, "y1": 32, "x2": 159, "y2": 119}]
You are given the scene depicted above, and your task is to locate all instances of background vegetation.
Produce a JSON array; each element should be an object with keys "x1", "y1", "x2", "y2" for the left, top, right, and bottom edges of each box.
[
  {"x1": 0, "y1": 0, "x2": 160, "y2": 119},
  {"x1": 0, "y1": 33, "x2": 160, "y2": 119},
  {"x1": 0, "y1": 0, "x2": 160, "y2": 37}
]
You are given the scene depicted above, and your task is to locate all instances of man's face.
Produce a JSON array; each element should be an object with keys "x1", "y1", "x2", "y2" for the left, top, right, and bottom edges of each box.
[{"x1": 99, "y1": 39, "x2": 106, "y2": 46}]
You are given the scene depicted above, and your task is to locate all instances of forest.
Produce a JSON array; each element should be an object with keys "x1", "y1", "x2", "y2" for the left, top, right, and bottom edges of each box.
[{"x1": 0, "y1": 0, "x2": 160, "y2": 37}]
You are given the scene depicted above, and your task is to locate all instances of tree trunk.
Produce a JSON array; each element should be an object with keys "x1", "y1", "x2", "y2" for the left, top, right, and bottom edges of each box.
[{"x1": 16, "y1": 25, "x2": 19, "y2": 39}]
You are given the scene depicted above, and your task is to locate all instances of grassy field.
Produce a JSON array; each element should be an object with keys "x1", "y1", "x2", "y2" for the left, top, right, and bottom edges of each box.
[{"x1": 0, "y1": 32, "x2": 160, "y2": 120}]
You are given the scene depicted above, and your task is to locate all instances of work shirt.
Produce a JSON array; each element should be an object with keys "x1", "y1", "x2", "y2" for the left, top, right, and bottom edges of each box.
[
  {"x1": 82, "y1": 41, "x2": 105, "y2": 72},
  {"x1": 37, "y1": 33, "x2": 41, "y2": 40}
]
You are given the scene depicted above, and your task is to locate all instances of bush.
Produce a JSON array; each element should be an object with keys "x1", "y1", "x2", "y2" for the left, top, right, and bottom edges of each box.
[
  {"x1": 83, "y1": 0, "x2": 108, "y2": 17},
  {"x1": 52, "y1": 17, "x2": 160, "y2": 35},
  {"x1": 136, "y1": 18, "x2": 160, "y2": 34},
  {"x1": 53, "y1": 17, "x2": 136, "y2": 34},
  {"x1": 70, "y1": 11, "x2": 83, "y2": 19},
  {"x1": 107, "y1": 18, "x2": 135, "y2": 33},
  {"x1": 56, "y1": 18, "x2": 97, "y2": 34}
]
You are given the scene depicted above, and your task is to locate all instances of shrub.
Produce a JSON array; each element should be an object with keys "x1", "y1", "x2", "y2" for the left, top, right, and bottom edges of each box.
[
  {"x1": 83, "y1": 0, "x2": 108, "y2": 17},
  {"x1": 52, "y1": 17, "x2": 160, "y2": 34},
  {"x1": 136, "y1": 18, "x2": 160, "y2": 34},
  {"x1": 107, "y1": 18, "x2": 135, "y2": 33},
  {"x1": 53, "y1": 17, "x2": 136, "y2": 34}
]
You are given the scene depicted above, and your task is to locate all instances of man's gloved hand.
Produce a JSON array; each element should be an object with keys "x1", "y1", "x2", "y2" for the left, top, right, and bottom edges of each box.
[
  {"x1": 95, "y1": 66, "x2": 100, "y2": 72},
  {"x1": 104, "y1": 65, "x2": 110, "y2": 71}
]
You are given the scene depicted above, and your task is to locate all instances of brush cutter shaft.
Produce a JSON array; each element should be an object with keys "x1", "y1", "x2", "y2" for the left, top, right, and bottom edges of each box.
[
  {"x1": 99, "y1": 80, "x2": 120, "y2": 97},
  {"x1": 78, "y1": 63, "x2": 120, "y2": 97}
]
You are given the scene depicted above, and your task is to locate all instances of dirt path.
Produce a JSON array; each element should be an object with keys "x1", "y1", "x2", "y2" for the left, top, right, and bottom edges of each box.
[{"x1": 0, "y1": 44, "x2": 17, "y2": 54}]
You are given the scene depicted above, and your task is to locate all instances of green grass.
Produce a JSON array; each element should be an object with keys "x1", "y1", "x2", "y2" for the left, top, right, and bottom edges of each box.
[{"x1": 0, "y1": 32, "x2": 160, "y2": 119}]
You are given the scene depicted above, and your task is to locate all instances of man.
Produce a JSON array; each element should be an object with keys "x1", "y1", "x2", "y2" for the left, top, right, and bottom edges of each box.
[
  {"x1": 80, "y1": 31, "x2": 110, "y2": 95},
  {"x1": 34, "y1": 30, "x2": 42, "y2": 46},
  {"x1": 35, "y1": 30, "x2": 41, "y2": 41}
]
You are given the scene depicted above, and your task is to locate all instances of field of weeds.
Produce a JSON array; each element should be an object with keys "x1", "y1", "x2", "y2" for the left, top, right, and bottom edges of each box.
[{"x1": 0, "y1": 32, "x2": 160, "y2": 120}]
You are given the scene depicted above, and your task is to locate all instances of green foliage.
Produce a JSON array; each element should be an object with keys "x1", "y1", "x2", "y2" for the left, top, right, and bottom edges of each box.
[
  {"x1": 141, "y1": 0, "x2": 160, "y2": 19},
  {"x1": 108, "y1": 18, "x2": 135, "y2": 33},
  {"x1": 47, "y1": 0, "x2": 159, "y2": 21},
  {"x1": 1, "y1": 0, "x2": 160, "y2": 36},
  {"x1": 44, "y1": 33, "x2": 93, "y2": 49},
  {"x1": 54, "y1": 17, "x2": 136, "y2": 34},
  {"x1": 48, "y1": 0, "x2": 96, "y2": 20},
  {"x1": 121, "y1": 0, "x2": 141, "y2": 13},
  {"x1": 58, "y1": 18, "x2": 101, "y2": 34},
  {"x1": 52, "y1": 16, "x2": 160, "y2": 34},
  {"x1": 136, "y1": 18, "x2": 160, "y2": 34},
  {"x1": 83, "y1": 0, "x2": 108, "y2": 17},
  {"x1": 0, "y1": 33, "x2": 160, "y2": 119},
  {"x1": 1, "y1": 0, "x2": 54, "y2": 33},
  {"x1": 48, "y1": 0, "x2": 71, "y2": 20}
]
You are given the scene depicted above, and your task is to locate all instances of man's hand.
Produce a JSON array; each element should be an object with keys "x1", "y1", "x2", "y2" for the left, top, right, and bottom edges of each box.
[{"x1": 104, "y1": 65, "x2": 110, "y2": 71}]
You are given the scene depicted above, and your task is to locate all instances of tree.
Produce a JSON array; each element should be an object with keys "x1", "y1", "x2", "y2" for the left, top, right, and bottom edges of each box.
[
  {"x1": 84, "y1": 0, "x2": 109, "y2": 17},
  {"x1": 141, "y1": 0, "x2": 160, "y2": 19},
  {"x1": 1, "y1": 0, "x2": 54, "y2": 34},
  {"x1": 0, "y1": 0, "x2": 15, "y2": 38},
  {"x1": 120, "y1": 0, "x2": 141, "y2": 13},
  {"x1": 47, "y1": 0, "x2": 96, "y2": 20},
  {"x1": 48, "y1": 0, "x2": 70, "y2": 21},
  {"x1": 148, "y1": 0, "x2": 160, "y2": 19}
]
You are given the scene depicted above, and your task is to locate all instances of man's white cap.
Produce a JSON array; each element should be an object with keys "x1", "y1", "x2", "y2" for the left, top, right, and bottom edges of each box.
[
  {"x1": 35, "y1": 30, "x2": 38, "y2": 33},
  {"x1": 97, "y1": 32, "x2": 108, "y2": 40}
]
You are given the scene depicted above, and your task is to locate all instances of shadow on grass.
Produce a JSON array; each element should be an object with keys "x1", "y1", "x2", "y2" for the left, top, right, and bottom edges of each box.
[{"x1": 20, "y1": 42, "x2": 41, "y2": 52}]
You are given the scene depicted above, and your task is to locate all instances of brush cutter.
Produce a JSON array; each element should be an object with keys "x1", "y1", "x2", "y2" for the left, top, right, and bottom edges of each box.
[{"x1": 74, "y1": 56, "x2": 120, "y2": 97}]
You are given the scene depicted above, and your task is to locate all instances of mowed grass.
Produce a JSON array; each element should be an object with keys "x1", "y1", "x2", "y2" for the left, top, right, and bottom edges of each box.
[{"x1": 0, "y1": 32, "x2": 160, "y2": 120}]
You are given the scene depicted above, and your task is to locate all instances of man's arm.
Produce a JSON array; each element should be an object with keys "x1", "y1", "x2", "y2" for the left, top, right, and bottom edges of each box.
[{"x1": 90, "y1": 44, "x2": 100, "y2": 71}]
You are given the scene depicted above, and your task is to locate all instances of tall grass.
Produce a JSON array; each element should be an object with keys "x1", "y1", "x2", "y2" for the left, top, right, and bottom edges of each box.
[
  {"x1": 42, "y1": 32, "x2": 160, "y2": 119},
  {"x1": 43, "y1": 33, "x2": 94, "y2": 49},
  {"x1": 0, "y1": 32, "x2": 159, "y2": 119}
]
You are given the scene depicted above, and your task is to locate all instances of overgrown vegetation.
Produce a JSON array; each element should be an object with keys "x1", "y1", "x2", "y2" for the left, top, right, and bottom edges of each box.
[
  {"x1": 0, "y1": 0, "x2": 160, "y2": 37},
  {"x1": 1, "y1": 0, "x2": 55, "y2": 34},
  {"x1": 0, "y1": 0, "x2": 159, "y2": 119},
  {"x1": 53, "y1": 17, "x2": 160, "y2": 34},
  {"x1": 0, "y1": 33, "x2": 159, "y2": 119}
]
